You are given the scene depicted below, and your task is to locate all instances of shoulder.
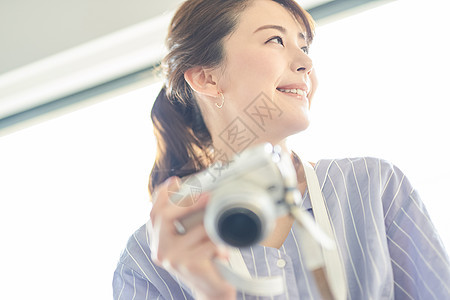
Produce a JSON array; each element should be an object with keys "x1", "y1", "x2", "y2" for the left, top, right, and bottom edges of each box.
[
  {"x1": 113, "y1": 225, "x2": 153, "y2": 298},
  {"x1": 115, "y1": 223, "x2": 192, "y2": 298},
  {"x1": 114, "y1": 224, "x2": 193, "y2": 299},
  {"x1": 117, "y1": 223, "x2": 170, "y2": 283},
  {"x1": 315, "y1": 157, "x2": 415, "y2": 224},
  {"x1": 314, "y1": 156, "x2": 398, "y2": 185},
  {"x1": 117, "y1": 224, "x2": 152, "y2": 277}
]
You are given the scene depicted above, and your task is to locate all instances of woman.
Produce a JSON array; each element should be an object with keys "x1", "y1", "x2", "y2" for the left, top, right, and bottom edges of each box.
[{"x1": 113, "y1": 0, "x2": 450, "y2": 299}]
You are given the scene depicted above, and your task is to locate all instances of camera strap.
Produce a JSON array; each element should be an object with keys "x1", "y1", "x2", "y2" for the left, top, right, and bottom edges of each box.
[
  {"x1": 299, "y1": 159, "x2": 348, "y2": 300},
  {"x1": 214, "y1": 251, "x2": 285, "y2": 296}
]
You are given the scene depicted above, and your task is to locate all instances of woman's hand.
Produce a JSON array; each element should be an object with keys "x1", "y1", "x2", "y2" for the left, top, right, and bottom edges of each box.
[{"x1": 149, "y1": 177, "x2": 236, "y2": 300}]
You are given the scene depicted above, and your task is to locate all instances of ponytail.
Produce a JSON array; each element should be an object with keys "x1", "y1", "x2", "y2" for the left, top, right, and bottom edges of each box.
[{"x1": 148, "y1": 86, "x2": 212, "y2": 194}]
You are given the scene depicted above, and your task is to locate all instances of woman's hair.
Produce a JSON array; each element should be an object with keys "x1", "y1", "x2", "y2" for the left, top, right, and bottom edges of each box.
[{"x1": 149, "y1": 0, "x2": 315, "y2": 193}]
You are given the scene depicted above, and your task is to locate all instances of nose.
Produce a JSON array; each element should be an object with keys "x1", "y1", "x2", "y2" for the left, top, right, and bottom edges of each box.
[{"x1": 290, "y1": 49, "x2": 313, "y2": 75}]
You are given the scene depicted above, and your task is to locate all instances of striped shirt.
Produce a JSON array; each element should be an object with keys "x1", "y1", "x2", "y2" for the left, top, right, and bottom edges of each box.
[{"x1": 113, "y1": 157, "x2": 450, "y2": 299}]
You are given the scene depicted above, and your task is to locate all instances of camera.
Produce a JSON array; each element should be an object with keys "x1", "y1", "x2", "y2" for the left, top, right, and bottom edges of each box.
[{"x1": 170, "y1": 143, "x2": 302, "y2": 247}]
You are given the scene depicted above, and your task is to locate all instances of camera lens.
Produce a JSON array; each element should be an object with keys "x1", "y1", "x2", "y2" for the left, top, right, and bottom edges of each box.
[{"x1": 217, "y1": 207, "x2": 262, "y2": 247}]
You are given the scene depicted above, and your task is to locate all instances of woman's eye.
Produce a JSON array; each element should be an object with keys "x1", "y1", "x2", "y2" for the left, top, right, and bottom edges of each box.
[
  {"x1": 266, "y1": 36, "x2": 284, "y2": 46},
  {"x1": 301, "y1": 46, "x2": 309, "y2": 54}
]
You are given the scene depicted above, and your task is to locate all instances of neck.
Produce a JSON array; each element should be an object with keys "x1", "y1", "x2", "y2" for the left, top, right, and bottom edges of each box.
[{"x1": 210, "y1": 138, "x2": 291, "y2": 165}]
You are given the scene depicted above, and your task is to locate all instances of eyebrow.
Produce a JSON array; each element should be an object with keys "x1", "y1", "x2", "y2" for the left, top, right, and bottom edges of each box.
[{"x1": 253, "y1": 24, "x2": 306, "y2": 40}]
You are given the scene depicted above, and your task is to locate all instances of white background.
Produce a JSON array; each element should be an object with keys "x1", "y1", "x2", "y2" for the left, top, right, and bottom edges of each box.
[{"x1": 0, "y1": 0, "x2": 449, "y2": 298}]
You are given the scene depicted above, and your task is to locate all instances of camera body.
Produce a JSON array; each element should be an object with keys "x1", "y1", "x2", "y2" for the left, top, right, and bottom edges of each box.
[{"x1": 172, "y1": 143, "x2": 301, "y2": 247}]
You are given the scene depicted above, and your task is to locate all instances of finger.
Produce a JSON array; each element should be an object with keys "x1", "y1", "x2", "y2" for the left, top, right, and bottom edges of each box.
[
  {"x1": 150, "y1": 176, "x2": 181, "y2": 222},
  {"x1": 171, "y1": 239, "x2": 219, "y2": 278},
  {"x1": 151, "y1": 226, "x2": 211, "y2": 269},
  {"x1": 154, "y1": 222, "x2": 209, "y2": 254},
  {"x1": 151, "y1": 201, "x2": 211, "y2": 258},
  {"x1": 180, "y1": 241, "x2": 234, "y2": 296},
  {"x1": 152, "y1": 176, "x2": 209, "y2": 219},
  {"x1": 152, "y1": 176, "x2": 179, "y2": 206},
  {"x1": 164, "y1": 238, "x2": 216, "y2": 270},
  {"x1": 159, "y1": 192, "x2": 210, "y2": 225},
  {"x1": 167, "y1": 176, "x2": 197, "y2": 207},
  {"x1": 154, "y1": 198, "x2": 210, "y2": 247},
  {"x1": 174, "y1": 223, "x2": 211, "y2": 249},
  {"x1": 154, "y1": 227, "x2": 212, "y2": 269}
]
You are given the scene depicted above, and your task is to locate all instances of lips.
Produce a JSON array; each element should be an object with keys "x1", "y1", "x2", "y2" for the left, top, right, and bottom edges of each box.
[
  {"x1": 276, "y1": 83, "x2": 309, "y2": 98},
  {"x1": 276, "y1": 88, "x2": 306, "y2": 97}
]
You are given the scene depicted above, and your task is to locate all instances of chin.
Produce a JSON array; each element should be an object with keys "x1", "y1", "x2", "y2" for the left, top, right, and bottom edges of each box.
[
  {"x1": 288, "y1": 122, "x2": 310, "y2": 136},
  {"x1": 270, "y1": 119, "x2": 310, "y2": 140},
  {"x1": 288, "y1": 114, "x2": 311, "y2": 132}
]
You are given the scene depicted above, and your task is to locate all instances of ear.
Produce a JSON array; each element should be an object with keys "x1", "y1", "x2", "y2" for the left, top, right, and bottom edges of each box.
[{"x1": 184, "y1": 67, "x2": 219, "y2": 98}]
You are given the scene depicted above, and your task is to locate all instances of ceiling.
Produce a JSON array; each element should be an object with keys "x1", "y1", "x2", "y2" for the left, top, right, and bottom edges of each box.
[{"x1": 0, "y1": 0, "x2": 331, "y2": 75}]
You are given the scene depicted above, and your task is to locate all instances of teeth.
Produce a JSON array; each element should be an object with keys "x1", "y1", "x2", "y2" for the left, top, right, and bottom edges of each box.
[{"x1": 277, "y1": 88, "x2": 306, "y2": 96}]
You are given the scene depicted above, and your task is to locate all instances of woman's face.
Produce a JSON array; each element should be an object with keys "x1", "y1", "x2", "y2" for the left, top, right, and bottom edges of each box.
[{"x1": 214, "y1": 0, "x2": 314, "y2": 142}]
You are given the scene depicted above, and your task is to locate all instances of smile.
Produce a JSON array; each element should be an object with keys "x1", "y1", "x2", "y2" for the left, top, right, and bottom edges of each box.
[{"x1": 276, "y1": 88, "x2": 307, "y2": 97}]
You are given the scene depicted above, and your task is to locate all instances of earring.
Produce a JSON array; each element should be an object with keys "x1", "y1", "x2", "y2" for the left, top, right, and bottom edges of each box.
[{"x1": 215, "y1": 92, "x2": 224, "y2": 109}]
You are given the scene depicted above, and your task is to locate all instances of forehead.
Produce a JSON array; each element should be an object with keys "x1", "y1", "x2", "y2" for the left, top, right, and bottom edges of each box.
[{"x1": 236, "y1": 0, "x2": 306, "y2": 35}]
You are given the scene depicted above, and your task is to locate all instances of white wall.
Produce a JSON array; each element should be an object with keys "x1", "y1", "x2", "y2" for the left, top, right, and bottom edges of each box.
[{"x1": 0, "y1": 82, "x2": 159, "y2": 299}]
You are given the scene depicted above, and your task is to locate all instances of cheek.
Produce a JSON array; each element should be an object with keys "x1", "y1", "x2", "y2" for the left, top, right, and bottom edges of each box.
[{"x1": 226, "y1": 48, "x2": 283, "y2": 92}]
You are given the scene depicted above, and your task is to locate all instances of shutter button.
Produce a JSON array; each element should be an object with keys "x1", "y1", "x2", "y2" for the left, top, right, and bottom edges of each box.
[{"x1": 276, "y1": 259, "x2": 286, "y2": 268}]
